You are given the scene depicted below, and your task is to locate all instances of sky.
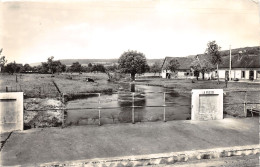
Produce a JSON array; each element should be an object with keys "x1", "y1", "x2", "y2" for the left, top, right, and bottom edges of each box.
[{"x1": 0, "y1": 0, "x2": 259, "y2": 65}]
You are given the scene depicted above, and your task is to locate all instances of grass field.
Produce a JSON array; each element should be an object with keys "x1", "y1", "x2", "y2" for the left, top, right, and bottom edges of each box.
[
  {"x1": 0, "y1": 73, "x2": 119, "y2": 98},
  {"x1": 134, "y1": 77, "x2": 260, "y2": 117},
  {"x1": 54, "y1": 73, "x2": 118, "y2": 95},
  {"x1": 1, "y1": 73, "x2": 259, "y2": 128},
  {"x1": 0, "y1": 73, "x2": 59, "y2": 98}
]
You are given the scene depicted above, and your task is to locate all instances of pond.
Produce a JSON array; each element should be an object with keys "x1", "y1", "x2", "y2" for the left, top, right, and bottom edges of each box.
[{"x1": 65, "y1": 83, "x2": 191, "y2": 126}]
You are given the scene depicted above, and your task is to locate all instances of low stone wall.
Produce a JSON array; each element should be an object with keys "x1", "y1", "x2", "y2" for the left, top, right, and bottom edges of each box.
[{"x1": 41, "y1": 145, "x2": 260, "y2": 167}]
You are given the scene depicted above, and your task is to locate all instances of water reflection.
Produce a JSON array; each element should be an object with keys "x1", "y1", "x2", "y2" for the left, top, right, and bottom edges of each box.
[
  {"x1": 118, "y1": 90, "x2": 146, "y2": 123},
  {"x1": 65, "y1": 83, "x2": 191, "y2": 126}
]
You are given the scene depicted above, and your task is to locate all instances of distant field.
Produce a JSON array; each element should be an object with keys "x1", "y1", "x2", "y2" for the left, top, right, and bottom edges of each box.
[
  {"x1": 53, "y1": 73, "x2": 118, "y2": 95},
  {"x1": 0, "y1": 73, "x2": 59, "y2": 98},
  {"x1": 0, "y1": 73, "x2": 119, "y2": 98}
]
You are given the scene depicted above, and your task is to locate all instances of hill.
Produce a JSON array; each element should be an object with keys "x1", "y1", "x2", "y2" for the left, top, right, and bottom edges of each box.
[
  {"x1": 30, "y1": 46, "x2": 259, "y2": 67},
  {"x1": 30, "y1": 59, "x2": 163, "y2": 66}
]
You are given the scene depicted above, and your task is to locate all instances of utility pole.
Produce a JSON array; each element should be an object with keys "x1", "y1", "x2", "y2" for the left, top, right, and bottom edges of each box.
[{"x1": 229, "y1": 45, "x2": 232, "y2": 80}]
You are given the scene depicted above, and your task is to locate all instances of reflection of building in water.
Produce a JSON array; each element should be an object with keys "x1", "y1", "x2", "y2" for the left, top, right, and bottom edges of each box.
[{"x1": 118, "y1": 84, "x2": 146, "y2": 123}]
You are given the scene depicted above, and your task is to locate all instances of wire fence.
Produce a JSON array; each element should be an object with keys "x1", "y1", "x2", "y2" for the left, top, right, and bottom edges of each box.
[
  {"x1": 1, "y1": 83, "x2": 60, "y2": 98},
  {"x1": 22, "y1": 90, "x2": 260, "y2": 128}
]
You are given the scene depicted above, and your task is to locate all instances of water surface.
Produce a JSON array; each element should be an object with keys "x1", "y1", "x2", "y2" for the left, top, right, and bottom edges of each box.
[{"x1": 66, "y1": 84, "x2": 191, "y2": 125}]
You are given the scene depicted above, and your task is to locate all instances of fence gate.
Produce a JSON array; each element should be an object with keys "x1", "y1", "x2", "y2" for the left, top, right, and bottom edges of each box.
[{"x1": 0, "y1": 92, "x2": 23, "y2": 133}]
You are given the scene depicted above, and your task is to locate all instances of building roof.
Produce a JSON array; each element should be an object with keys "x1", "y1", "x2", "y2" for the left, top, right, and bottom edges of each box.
[
  {"x1": 161, "y1": 57, "x2": 195, "y2": 70},
  {"x1": 162, "y1": 54, "x2": 260, "y2": 71},
  {"x1": 219, "y1": 54, "x2": 260, "y2": 69}
]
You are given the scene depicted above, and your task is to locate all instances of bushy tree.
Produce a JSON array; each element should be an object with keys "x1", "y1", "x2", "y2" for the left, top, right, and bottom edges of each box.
[
  {"x1": 70, "y1": 62, "x2": 82, "y2": 73},
  {"x1": 150, "y1": 61, "x2": 162, "y2": 75},
  {"x1": 191, "y1": 58, "x2": 214, "y2": 80},
  {"x1": 0, "y1": 48, "x2": 7, "y2": 72},
  {"x1": 205, "y1": 41, "x2": 222, "y2": 83},
  {"x1": 118, "y1": 50, "x2": 149, "y2": 81},
  {"x1": 91, "y1": 64, "x2": 106, "y2": 73},
  {"x1": 21, "y1": 64, "x2": 32, "y2": 72},
  {"x1": 165, "y1": 59, "x2": 180, "y2": 73},
  {"x1": 106, "y1": 64, "x2": 118, "y2": 72},
  {"x1": 39, "y1": 62, "x2": 49, "y2": 73},
  {"x1": 4, "y1": 62, "x2": 23, "y2": 74},
  {"x1": 46, "y1": 56, "x2": 66, "y2": 74},
  {"x1": 88, "y1": 63, "x2": 93, "y2": 68}
]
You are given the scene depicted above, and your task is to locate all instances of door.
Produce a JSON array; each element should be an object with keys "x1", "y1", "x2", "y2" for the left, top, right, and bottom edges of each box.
[{"x1": 249, "y1": 70, "x2": 254, "y2": 80}]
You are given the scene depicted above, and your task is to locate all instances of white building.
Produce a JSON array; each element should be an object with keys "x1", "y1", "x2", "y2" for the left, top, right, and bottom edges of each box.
[
  {"x1": 161, "y1": 57, "x2": 194, "y2": 79},
  {"x1": 161, "y1": 53, "x2": 260, "y2": 81},
  {"x1": 218, "y1": 55, "x2": 260, "y2": 80}
]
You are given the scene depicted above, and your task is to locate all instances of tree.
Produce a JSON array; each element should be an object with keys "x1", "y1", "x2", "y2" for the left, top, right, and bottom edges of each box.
[
  {"x1": 190, "y1": 58, "x2": 214, "y2": 80},
  {"x1": 22, "y1": 64, "x2": 32, "y2": 72},
  {"x1": 47, "y1": 56, "x2": 56, "y2": 74},
  {"x1": 118, "y1": 50, "x2": 149, "y2": 81},
  {"x1": 0, "y1": 48, "x2": 7, "y2": 72},
  {"x1": 88, "y1": 63, "x2": 93, "y2": 68},
  {"x1": 106, "y1": 64, "x2": 118, "y2": 72},
  {"x1": 70, "y1": 62, "x2": 82, "y2": 73},
  {"x1": 39, "y1": 62, "x2": 49, "y2": 73},
  {"x1": 190, "y1": 60, "x2": 201, "y2": 80},
  {"x1": 4, "y1": 62, "x2": 22, "y2": 74},
  {"x1": 205, "y1": 41, "x2": 222, "y2": 83},
  {"x1": 165, "y1": 59, "x2": 180, "y2": 73},
  {"x1": 91, "y1": 64, "x2": 106, "y2": 73},
  {"x1": 150, "y1": 61, "x2": 162, "y2": 76},
  {"x1": 46, "y1": 56, "x2": 66, "y2": 74},
  {"x1": 200, "y1": 59, "x2": 214, "y2": 80}
]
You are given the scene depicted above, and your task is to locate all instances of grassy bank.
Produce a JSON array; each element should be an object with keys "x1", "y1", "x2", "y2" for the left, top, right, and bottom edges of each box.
[
  {"x1": 0, "y1": 73, "x2": 59, "y2": 98},
  {"x1": 53, "y1": 73, "x2": 118, "y2": 96},
  {"x1": 134, "y1": 78, "x2": 260, "y2": 117}
]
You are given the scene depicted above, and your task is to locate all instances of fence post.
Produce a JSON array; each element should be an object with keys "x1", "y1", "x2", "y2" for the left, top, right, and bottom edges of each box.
[
  {"x1": 163, "y1": 92, "x2": 166, "y2": 122},
  {"x1": 244, "y1": 91, "x2": 247, "y2": 117},
  {"x1": 98, "y1": 93, "x2": 101, "y2": 126},
  {"x1": 6, "y1": 86, "x2": 8, "y2": 92},
  {"x1": 62, "y1": 93, "x2": 65, "y2": 128},
  {"x1": 132, "y1": 92, "x2": 135, "y2": 124}
]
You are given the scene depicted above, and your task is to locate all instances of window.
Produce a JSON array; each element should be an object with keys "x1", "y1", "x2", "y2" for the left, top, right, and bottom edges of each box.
[{"x1": 242, "y1": 71, "x2": 245, "y2": 78}]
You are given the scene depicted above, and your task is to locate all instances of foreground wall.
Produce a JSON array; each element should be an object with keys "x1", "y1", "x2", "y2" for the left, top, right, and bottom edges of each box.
[{"x1": 0, "y1": 92, "x2": 23, "y2": 133}]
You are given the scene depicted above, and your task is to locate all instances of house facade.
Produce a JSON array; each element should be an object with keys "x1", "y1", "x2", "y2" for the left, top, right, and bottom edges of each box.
[
  {"x1": 161, "y1": 54, "x2": 260, "y2": 81},
  {"x1": 217, "y1": 55, "x2": 260, "y2": 80},
  {"x1": 161, "y1": 57, "x2": 194, "y2": 79}
]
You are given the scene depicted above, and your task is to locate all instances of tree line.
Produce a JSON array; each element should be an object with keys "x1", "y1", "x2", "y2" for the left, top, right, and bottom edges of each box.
[
  {"x1": 0, "y1": 50, "x2": 162, "y2": 76},
  {"x1": 0, "y1": 40, "x2": 224, "y2": 81}
]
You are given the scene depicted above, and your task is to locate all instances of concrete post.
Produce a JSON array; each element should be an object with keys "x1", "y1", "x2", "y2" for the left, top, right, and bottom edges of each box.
[
  {"x1": 163, "y1": 92, "x2": 166, "y2": 122},
  {"x1": 244, "y1": 92, "x2": 247, "y2": 117},
  {"x1": 98, "y1": 93, "x2": 101, "y2": 126},
  {"x1": 62, "y1": 93, "x2": 65, "y2": 127}
]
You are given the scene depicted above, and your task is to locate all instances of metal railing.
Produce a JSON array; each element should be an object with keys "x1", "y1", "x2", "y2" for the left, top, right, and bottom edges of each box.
[
  {"x1": 62, "y1": 91, "x2": 179, "y2": 126},
  {"x1": 22, "y1": 90, "x2": 260, "y2": 127}
]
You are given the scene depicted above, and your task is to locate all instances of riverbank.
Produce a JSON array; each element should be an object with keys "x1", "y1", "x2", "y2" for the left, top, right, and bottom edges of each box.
[
  {"x1": 134, "y1": 78, "x2": 260, "y2": 117},
  {"x1": 1, "y1": 117, "x2": 258, "y2": 166}
]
